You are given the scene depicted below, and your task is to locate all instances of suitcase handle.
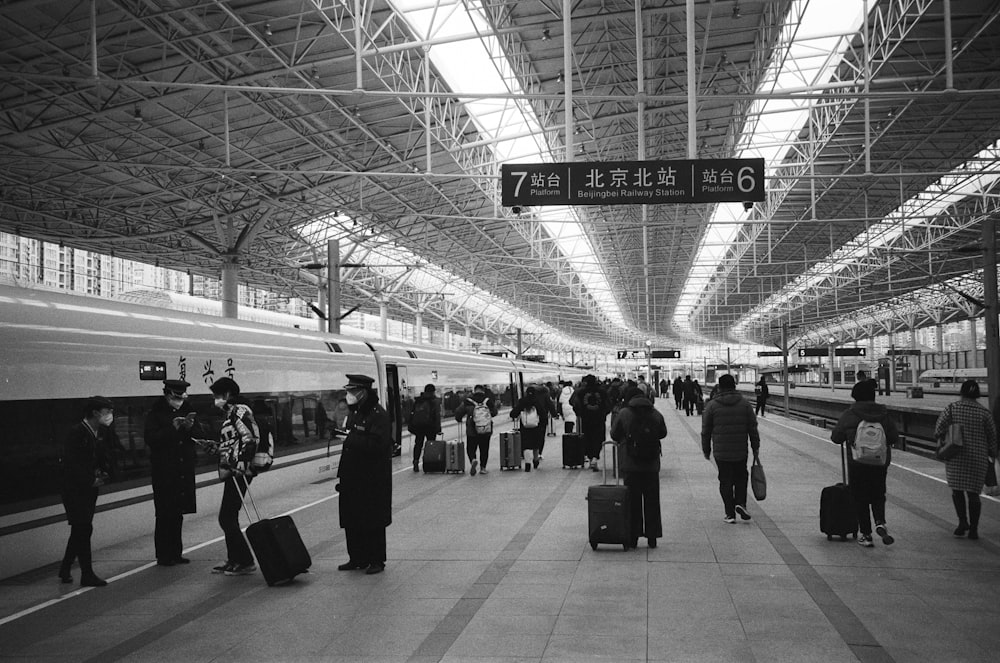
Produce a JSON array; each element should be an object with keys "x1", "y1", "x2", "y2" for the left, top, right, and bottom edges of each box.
[
  {"x1": 234, "y1": 475, "x2": 263, "y2": 523},
  {"x1": 602, "y1": 441, "x2": 620, "y2": 486}
]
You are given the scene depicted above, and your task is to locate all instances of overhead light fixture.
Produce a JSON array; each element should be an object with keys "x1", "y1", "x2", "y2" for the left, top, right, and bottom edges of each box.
[
  {"x1": 311, "y1": 66, "x2": 319, "y2": 80},
  {"x1": 133, "y1": 106, "x2": 142, "y2": 122},
  {"x1": 732, "y1": 2, "x2": 741, "y2": 19},
  {"x1": 264, "y1": 23, "x2": 272, "y2": 36},
  {"x1": 541, "y1": 28, "x2": 550, "y2": 40},
  {"x1": 557, "y1": 70, "x2": 564, "y2": 83}
]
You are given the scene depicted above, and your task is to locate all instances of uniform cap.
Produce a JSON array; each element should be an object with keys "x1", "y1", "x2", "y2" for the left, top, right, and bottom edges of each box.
[
  {"x1": 344, "y1": 374, "x2": 375, "y2": 389},
  {"x1": 163, "y1": 379, "x2": 190, "y2": 396},
  {"x1": 209, "y1": 377, "x2": 240, "y2": 396},
  {"x1": 84, "y1": 395, "x2": 114, "y2": 413}
]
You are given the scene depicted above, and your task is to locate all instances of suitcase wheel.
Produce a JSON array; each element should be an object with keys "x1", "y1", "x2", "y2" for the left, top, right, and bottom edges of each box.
[
  {"x1": 827, "y1": 534, "x2": 833, "y2": 541},
  {"x1": 622, "y1": 544, "x2": 629, "y2": 551},
  {"x1": 840, "y1": 535, "x2": 848, "y2": 541},
  {"x1": 590, "y1": 541, "x2": 597, "y2": 551}
]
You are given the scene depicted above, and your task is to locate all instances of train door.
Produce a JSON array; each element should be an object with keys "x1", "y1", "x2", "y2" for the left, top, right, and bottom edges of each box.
[{"x1": 384, "y1": 364, "x2": 403, "y2": 456}]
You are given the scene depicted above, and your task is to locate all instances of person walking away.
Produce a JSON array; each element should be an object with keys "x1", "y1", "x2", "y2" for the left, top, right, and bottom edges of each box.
[
  {"x1": 572, "y1": 375, "x2": 610, "y2": 471},
  {"x1": 692, "y1": 380, "x2": 705, "y2": 413},
  {"x1": 58, "y1": 396, "x2": 114, "y2": 587},
  {"x1": 511, "y1": 385, "x2": 547, "y2": 469},
  {"x1": 830, "y1": 379, "x2": 899, "y2": 547},
  {"x1": 408, "y1": 384, "x2": 441, "y2": 472},
  {"x1": 537, "y1": 381, "x2": 559, "y2": 458},
  {"x1": 934, "y1": 379, "x2": 998, "y2": 540},
  {"x1": 208, "y1": 377, "x2": 259, "y2": 576},
  {"x1": 557, "y1": 381, "x2": 577, "y2": 434},
  {"x1": 455, "y1": 384, "x2": 498, "y2": 475},
  {"x1": 636, "y1": 374, "x2": 655, "y2": 403},
  {"x1": 337, "y1": 374, "x2": 393, "y2": 574},
  {"x1": 682, "y1": 376, "x2": 698, "y2": 416},
  {"x1": 701, "y1": 375, "x2": 760, "y2": 523},
  {"x1": 754, "y1": 376, "x2": 769, "y2": 418},
  {"x1": 145, "y1": 379, "x2": 201, "y2": 566},
  {"x1": 610, "y1": 386, "x2": 667, "y2": 548}
]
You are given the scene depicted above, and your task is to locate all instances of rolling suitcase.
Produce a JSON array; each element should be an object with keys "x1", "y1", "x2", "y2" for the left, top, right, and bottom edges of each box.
[
  {"x1": 499, "y1": 430, "x2": 522, "y2": 470},
  {"x1": 421, "y1": 435, "x2": 446, "y2": 473},
  {"x1": 820, "y1": 441, "x2": 858, "y2": 541},
  {"x1": 237, "y1": 477, "x2": 312, "y2": 586},
  {"x1": 586, "y1": 442, "x2": 631, "y2": 550},
  {"x1": 562, "y1": 432, "x2": 585, "y2": 468},
  {"x1": 445, "y1": 439, "x2": 466, "y2": 474}
]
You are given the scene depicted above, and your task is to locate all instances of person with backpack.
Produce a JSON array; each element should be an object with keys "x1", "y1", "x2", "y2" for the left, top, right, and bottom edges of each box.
[
  {"x1": 636, "y1": 374, "x2": 655, "y2": 403},
  {"x1": 701, "y1": 374, "x2": 760, "y2": 524},
  {"x1": 610, "y1": 385, "x2": 667, "y2": 548},
  {"x1": 510, "y1": 385, "x2": 548, "y2": 469},
  {"x1": 408, "y1": 384, "x2": 441, "y2": 473},
  {"x1": 572, "y1": 374, "x2": 610, "y2": 471},
  {"x1": 556, "y1": 380, "x2": 577, "y2": 434},
  {"x1": 455, "y1": 385, "x2": 498, "y2": 475},
  {"x1": 934, "y1": 379, "x2": 998, "y2": 540},
  {"x1": 658, "y1": 378, "x2": 669, "y2": 398},
  {"x1": 754, "y1": 376, "x2": 769, "y2": 417},
  {"x1": 830, "y1": 378, "x2": 899, "y2": 547}
]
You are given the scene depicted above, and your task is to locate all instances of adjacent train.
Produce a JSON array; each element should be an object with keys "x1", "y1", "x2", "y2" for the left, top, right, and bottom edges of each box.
[{"x1": 0, "y1": 284, "x2": 584, "y2": 579}]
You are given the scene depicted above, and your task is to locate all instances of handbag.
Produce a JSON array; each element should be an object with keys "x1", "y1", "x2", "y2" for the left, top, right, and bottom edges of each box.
[
  {"x1": 985, "y1": 459, "x2": 999, "y2": 497},
  {"x1": 750, "y1": 456, "x2": 766, "y2": 501},
  {"x1": 936, "y1": 423, "x2": 964, "y2": 461}
]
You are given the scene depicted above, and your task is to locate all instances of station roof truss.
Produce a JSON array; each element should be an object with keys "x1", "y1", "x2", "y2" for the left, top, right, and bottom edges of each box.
[{"x1": 1, "y1": 0, "x2": 999, "y2": 352}]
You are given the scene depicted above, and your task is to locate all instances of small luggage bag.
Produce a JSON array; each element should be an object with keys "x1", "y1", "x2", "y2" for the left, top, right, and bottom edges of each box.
[
  {"x1": 445, "y1": 439, "x2": 466, "y2": 474},
  {"x1": 562, "y1": 432, "x2": 585, "y2": 468},
  {"x1": 586, "y1": 442, "x2": 631, "y2": 550},
  {"x1": 820, "y1": 441, "x2": 858, "y2": 541},
  {"x1": 421, "y1": 435, "x2": 446, "y2": 473},
  {"x1": 238, "y1": 478, "x2": 312, "y2": 586},
  {"x1": 499, "y1": 430, "x2": 522, "y2": 470}
]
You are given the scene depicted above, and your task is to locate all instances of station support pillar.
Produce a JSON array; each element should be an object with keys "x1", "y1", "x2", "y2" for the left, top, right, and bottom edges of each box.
[{"x1": 221, "y1": 256, "x2": 238, "y2": 319}]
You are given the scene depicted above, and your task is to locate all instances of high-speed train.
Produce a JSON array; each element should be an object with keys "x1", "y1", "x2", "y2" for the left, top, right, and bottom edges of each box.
[
  {"x1": 917, "y1": 367, "x2": 990, "y2": 395},
  {"x1": 0, "y1": 284, "x2": 586, "y2": 579}
]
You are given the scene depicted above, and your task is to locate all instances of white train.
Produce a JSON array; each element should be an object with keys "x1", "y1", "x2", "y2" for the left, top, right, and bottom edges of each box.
[
  {"x1": 0, "y1": 284, "x2": 586, "y2": 579},
  {"x1": 917, "y1": 368, "x2": 990, "y2": 395}
]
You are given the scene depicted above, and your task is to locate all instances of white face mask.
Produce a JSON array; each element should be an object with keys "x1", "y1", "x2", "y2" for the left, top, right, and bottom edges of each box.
[
  {"x1": 167, "y1": 396, "x2": 185, "y2": 409},
  {"x1": 99, "y1": 412, "x2": 114, "y2": 427},
  {"x1": 214, "y1": 397, "x2": 227, "y2": 410},
  {"x1": 345, "y1": 390, "x2": 361, "y2": 405}
]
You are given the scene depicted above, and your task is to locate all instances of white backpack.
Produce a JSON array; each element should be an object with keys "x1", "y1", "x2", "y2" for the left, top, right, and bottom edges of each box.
[
  {"x1": 852, "y1": 420, "x2": 888, "y2": 465},
  {"x1": 469, "y1": 398, "x2": 493, "y2": 435},
  {"x1": 520, "y1": 406, "x2": 539, "y2": 429}
]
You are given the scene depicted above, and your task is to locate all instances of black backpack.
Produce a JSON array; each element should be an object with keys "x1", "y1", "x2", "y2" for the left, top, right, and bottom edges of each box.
[
  {"x1": 584, "y1": 391, "x2": 602, "y2": 412},
  {"x1": 410, "y1": 399, "x2": 433, "y2": 431},
  {"x1": 625, "y1": 410, "x2": 661, "y2": 461}
]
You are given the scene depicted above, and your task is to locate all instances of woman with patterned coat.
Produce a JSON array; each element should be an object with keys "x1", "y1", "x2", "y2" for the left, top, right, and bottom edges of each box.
[{"x1": 934, "y1": 380, "x2": 998, "y2": 540}]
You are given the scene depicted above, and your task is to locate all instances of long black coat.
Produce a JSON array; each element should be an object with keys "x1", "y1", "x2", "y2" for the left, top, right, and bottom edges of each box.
[
  {"x1": 337, "y1": 396, "x2": 393, "y2": 529},
  {"x1": 60, "y1": 422, "x2": 110, "y2": 526},
  {"x1": 145, "y1": 397, "x2": 199, "y2": 516}
]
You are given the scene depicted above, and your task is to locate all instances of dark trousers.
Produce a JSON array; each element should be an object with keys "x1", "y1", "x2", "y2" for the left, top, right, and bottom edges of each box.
[
  {"x1": 413, "y1": 432, "x2": 431, "y2": 461},
  {"x1": 564, "y1": 420, "x2": 575, "y2": 435},
  {"x1": 467, "y1": 433, "x2": 491, "y2": 468},
  {"x1": 755, "y1": 397, "x2": 767, "y2": 416},
  {"x1": 155, "y1": 514, "x2": 183, "y2": 561},
  {"x1": 60, "y1": 523, "x2": 95, "y2": 575},
  {"x1": 219, "y1": 476, "x2": 254, "y2": 565},
  {"x1": 952, "y1": 490, "x2": 982, "y2": 528},
  {"x1": 716, "y1": 459, "x2": 748, "y2": 518},
  {"x1": 847, "y1": 462, "x2": 887, "y2": 536},
  {"x1": 346, "y1": 526, "x2": 387, "y2": 566},
  {"x1": 683, "y1": 397, "x2": 695, "y2": 416},
  {"x1": 624, "y1": 471, "x2": 662, "y2": 540},
  {"x1": 674, "y1": 394, "x2": 682, "y2": 409}
]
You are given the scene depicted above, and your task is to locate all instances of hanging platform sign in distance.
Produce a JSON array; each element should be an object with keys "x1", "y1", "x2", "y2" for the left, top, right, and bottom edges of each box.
[
  {"x1": 617, "y1": 350, "x2": 649, "y2": 360},
  {"x1": 650, "y1": 349, "x2": 681, "y2": 359},
  {"x1": 501, "y1": 158, "x2": 765, "y2": 206},
  {"x1": 835, "y1": 347, "x2": 866, "y2": 357},
  {"x1": 757, "y1": 351, "x2": 785, "y2": 357}
]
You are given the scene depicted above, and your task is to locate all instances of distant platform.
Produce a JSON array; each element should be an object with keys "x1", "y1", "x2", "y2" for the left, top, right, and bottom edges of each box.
[{"x1": 2, "y1": 402, "x2": 999, "y2": 662}]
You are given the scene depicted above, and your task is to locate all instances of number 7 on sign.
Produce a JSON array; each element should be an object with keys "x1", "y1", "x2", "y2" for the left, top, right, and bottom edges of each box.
[{"x1": 509, "y1": 171, "x2": 528, "y2": 198}]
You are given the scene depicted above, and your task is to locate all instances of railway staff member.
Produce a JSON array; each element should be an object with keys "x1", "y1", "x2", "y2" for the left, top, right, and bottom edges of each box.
[
  {"x1": 58, "y1": 396, "x2": 114, "y2": 587},
  {"x1": 337, "y1": 374, "x2": 393, "y2": 575},
  {"x1": 145, "y1": 379, "x2": 201, "y2": 567}
]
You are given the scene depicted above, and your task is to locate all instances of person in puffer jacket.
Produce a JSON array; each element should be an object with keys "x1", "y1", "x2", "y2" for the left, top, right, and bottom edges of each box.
[
  {"x1": 701, "y1": 374, "x2": 760, "y2": 524},
  {"x1": 831, "y1": 379, "x2": 899, "y2": 547},
  {"x1": 610, "y1": 386, "x2": 667, "y2": 549},
  {"x1": 556, "y1": 381, "x2": 577, "y2": 435},
  {"x1": 455, "y1": 385, "x2": 498, "y2": 476}
]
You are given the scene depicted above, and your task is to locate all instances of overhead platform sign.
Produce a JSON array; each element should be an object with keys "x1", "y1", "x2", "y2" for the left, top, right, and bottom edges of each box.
[
  {"x1": 501, "y1": 158, "x2": 765, "y2": 206},
  {"x1": 798, "y1": 347, "x2": 867, "y2": 357}
]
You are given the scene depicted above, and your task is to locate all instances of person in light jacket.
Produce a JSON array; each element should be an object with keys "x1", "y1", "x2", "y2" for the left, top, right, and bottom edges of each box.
[
  {"x1": 934, "y1": 380, "x2": 998, "y2": 540},
  {"x1": 556, "y1": 381, "x2": 577, "y2": 435},
  {"x1": 701, "y1": 374, "x2": 760, "y2": 523},
  {"x1": 610, "y1": 386, "x2": 667, "y2": 549},
  {"x1": 830, "y1": 379, "x2": 899, "y2": 547}
]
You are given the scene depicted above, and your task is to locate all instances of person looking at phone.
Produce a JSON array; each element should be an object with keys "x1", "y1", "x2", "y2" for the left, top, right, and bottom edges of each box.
[{"x1": 145, "y1": 379, "x2": 202, "y2": 566}]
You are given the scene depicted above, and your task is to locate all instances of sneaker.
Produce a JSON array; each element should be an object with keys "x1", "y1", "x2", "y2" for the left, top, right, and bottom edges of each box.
[
  {"x1": 413, "y1": 459, "x2": 420, "y2": 473},
  {"x1": 723, "y1": 516, "x2": 737, "y2": 524},
  {"x1": 735, "y1": 505, "x2": 752, "y2": 521},
  {"x1": 479, "y1": 467, "x2": 489, "y2": 475},
  {"x1": 337, "y1": 560, "x2": 366, "y2": 571},
  {"x1": 858, "y1": 534, "x2": 874, "y2": 547},
  {"x1": 875, "y1": 523, "x2": 894, "y2": 545},
  {"x1": 212, "y1": 561, "x2": 234, "y2": 574},
  {"x1": 470, "y1": 459, "x2": 478, "y2": 476},
  {"x1": 533, "y1": 457, "x2": 540, "y2": 469},
  {"x1": 224, "y1": 562, "x2": 256, "y2": 576},
  {"x1": 538, "y1": 454, "x2": 544, "y2": 460}
]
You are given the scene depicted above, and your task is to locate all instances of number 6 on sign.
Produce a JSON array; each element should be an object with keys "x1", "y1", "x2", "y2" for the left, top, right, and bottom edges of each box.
[{"x1": 737, "y1": 166, "x2": 757, "y2": 193}]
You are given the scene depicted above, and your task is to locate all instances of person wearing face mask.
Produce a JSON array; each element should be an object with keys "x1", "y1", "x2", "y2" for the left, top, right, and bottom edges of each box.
[
  {"x1": 58, "y1": 396, "x2": 114, "y2": 587},
  {"x1": 145, "y1": 379, "x2": 202, "y2": 567},
  {"x1": 209, "y1": 377, "x2": 260, "y2": 576},
  {"x1": 336, "y1": 374, "x2": 393, "y2": 575}
]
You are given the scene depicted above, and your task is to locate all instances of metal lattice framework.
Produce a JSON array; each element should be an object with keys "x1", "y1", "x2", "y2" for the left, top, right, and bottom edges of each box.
[{"x1": 1, "y1": 0, "x2": 1000, "y2": 355}]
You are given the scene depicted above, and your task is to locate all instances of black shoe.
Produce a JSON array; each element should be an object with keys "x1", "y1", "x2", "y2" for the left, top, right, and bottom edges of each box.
[
  {"x1": 968, "y1": 528, "x2": 979, "y2": 540},
  {"x1": 156, "y1": 558, "x2": 177, "y2": 567},
  {"x1": 365, "y1": 563, "x2": 385, "y2": 575},
  {"x1": 80, "y1": 574, "x2": 108, "y2": 587},
  {"x1": 174, "y1": 557, "x2": 192, "y2": 565},
  {"x1": 735, "y1": 505, "x2": 752, "y2": 521},
  {"x1": 648, "y1": 538, "x2": 657, "y2": 549},
  {"x1": 337, "y1": 560, "x2": 366, "y2": 571},
  {"x1": 954, "y1": 523, "x2": 969, "y2": 537},
  {"x1": 58, "y1": 571, "x2": 73, "y2": 584}
]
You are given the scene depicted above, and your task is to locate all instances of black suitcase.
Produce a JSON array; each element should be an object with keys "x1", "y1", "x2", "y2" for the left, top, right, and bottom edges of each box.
[
  {"x1": 238, "y1": 478, "x2": 312, "y2": 585},
  {"x1": 820, "y1": 442, "x2": 858, "y2": 541},
  {"x1": 499, "y1": 430, "x2": 522, "y2": 470},
  {"x1": 562, "y1": 433, "x2": 585, "y2": 468},
  {"x1": 587, "y1": 442, "x2": 631, "y2": 550},
  {"x1": 421, "y1": 435, "x2": 446, "y2": 473}
]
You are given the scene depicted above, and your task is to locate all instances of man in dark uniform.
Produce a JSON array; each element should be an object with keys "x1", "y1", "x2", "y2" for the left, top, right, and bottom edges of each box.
[
  {"x1": 144, "y1": 379, "x2": 200, "y2": 566},
  {"x1": 336, "y1": 374, "x2": 393, "y2": 575}
]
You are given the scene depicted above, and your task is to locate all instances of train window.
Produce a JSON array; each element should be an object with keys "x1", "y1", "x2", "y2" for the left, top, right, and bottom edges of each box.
[
  {"x1": 324, "y1": 342, "x2": 343, "y2": 353},
  {"x1": 407, "y1": 351, "x2": 418, "y2": 359}
]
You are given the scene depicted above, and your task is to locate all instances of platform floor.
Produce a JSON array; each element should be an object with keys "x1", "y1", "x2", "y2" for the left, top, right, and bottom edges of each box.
[{"x1": 3, "y1": 401, "x2": 1000, "y2": 663}]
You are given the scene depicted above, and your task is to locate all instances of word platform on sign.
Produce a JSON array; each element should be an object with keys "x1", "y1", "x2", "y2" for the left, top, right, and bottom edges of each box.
[{"x1": 501, "y1": 159, "x2": 765, "y2": 206}]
